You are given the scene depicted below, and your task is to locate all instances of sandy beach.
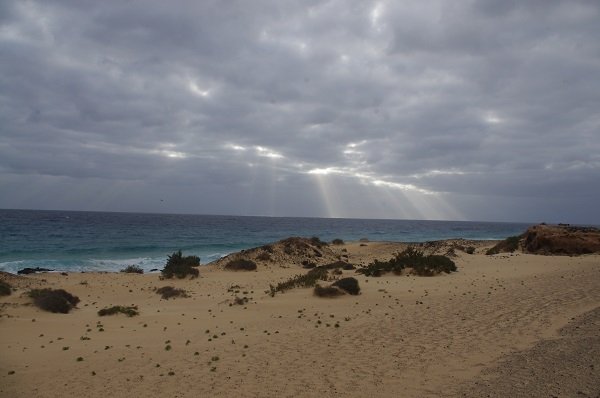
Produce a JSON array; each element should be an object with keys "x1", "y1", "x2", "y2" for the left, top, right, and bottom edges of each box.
[{"x1": 1, "y1": 240, "x2": 599, "y2": 397}]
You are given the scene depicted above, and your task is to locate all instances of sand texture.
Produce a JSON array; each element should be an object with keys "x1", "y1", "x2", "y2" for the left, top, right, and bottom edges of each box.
[{"x1": 1, "y1": 241, "x2": 599, "y2": 397}]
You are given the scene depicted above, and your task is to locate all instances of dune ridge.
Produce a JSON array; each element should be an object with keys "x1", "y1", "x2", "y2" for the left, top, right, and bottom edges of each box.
[{"x1": 1, "y1": 238, "x2": 599, "y2": 397}]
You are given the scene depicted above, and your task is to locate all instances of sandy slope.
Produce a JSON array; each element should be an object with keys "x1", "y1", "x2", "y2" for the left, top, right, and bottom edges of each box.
[{"x1": 1, "y1": 242, "x2": 599, "y2": 397}]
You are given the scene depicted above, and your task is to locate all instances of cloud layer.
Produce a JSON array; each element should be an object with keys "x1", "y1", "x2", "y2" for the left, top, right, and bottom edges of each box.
[{"x1": 1, "y1": 1, "x2": 599, "y2": 223}]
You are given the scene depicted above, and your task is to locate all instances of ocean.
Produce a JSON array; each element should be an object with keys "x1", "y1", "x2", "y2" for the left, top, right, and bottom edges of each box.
[{"x1": 0, "y1": 209, "x2": 532, "y2": 274}]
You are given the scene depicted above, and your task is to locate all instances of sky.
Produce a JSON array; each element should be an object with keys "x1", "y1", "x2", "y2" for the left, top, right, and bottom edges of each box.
[{"x1": 1, "y1": 0, "x2": 599, "y2": 224}]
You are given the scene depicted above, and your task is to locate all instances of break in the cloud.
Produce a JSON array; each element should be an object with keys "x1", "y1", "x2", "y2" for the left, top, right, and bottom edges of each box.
[{"x1": 1, "y1": 0, "x2": 599, "y2": 223}]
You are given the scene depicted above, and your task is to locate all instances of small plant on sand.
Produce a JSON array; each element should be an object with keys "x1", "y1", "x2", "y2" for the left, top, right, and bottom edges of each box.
[
  {"x1": 332, "y1": 277, "x2": 360, "y2": 295},
  {"x1": 314, "y1": 284, "x2": 345, "y2": 297},
  {"x1": 331, "y1": 238, "x2": 344, "y2": 245},
  {"x1": 256, "y1": 252, "x2": 271, "y2": 261},
  {"x1": 224, "y1": 259, "x2": 257, "y2": 271},
  {"x1": 120, "y1": 265, "x2": 144, "y2": 274},
  {"x1": 465, "y1": 246, "x2": 476, "y2": 254},
  {"x1": 97, "y1": 305, "x2": 139, "y2": 317},
  {"x1": 0, "y1": 280, "x2": 12, "y2": 296},
  {"x1": 486, "y1": 236, "x2": 520, "y2": 255},
  {"x1": 310, "y1": 236, "x2": 328, "y2": 248},
  {"x1": 156, "y1": 286, "x2": 189, "y2": 299},
  {"x1": 28, "y1": 288, "x2": 80, "y2": 313},
  {"x1": 269, "y1": 267, "x2": 329, "y2": 296},
  {"x1": 357, "y1": 247, "x2": 456, "y2": 277},
  {"x1": 161, "y1": 250, "x2": 200, "y2": 279}
]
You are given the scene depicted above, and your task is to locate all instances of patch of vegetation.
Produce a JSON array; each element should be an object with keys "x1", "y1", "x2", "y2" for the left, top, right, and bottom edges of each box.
[
  {"x1": 486, "y1": 236, "x2": 520, "y2": 255},
  {"x1": 310, "y1": 236, "x2": 328, "y2": 248},
  {"x1": 331, "y1": 238, "x2": 344, "y2": 245},
  {"x1": 342, "y1": 263, "x2": 355, "y2": 270},
  {"x1": 232, "y1": 296, "x2": 249, "y2": 305},
  {"x1": 314, "y1": 285, "x2": 344, "y2": 297},
  {"x1": 97, "y1": 305, "x2": 139, "y2": 317},
  {"x1": 28, "y1": 288, "x2": 80, "y2": 313},
  {"x1": 256, "y1": 252, "x2": 271, "y2": 261},
  {"x1": 302, "y1": 261, "x2": 317, "y2": 269},
  {"x1": 261, "y1": 244, "x2": 274, "y2": 253},
  {"x1": 161, "y1": 250, "x2": 200, "y2": 279},
  {"x1": 357, "y1": 247, "x2": 457, "y2": 277},
  {"x1": 156, "y1": 286, "x2": 188, "y2": 299},
  {"x1": 332, "y1": 277, "x2": 360, "y2": 295},
  {"x1": 224, "y1": 259, "x2": 257, "y2": 271},
  {"x1": 321, "y1": 260, "x2": 352, "y2": 270},
  {"x1": 465, "y1": 246, "x2": 475, "y2": 254},
  {"x1": 269, "y1": 267, "x2": 329, "y2": 296},
  {"x1": 0, "y1": 280, "x2": 12, "y2": 296},
  {"x1": 120, "y1": 265, "x2": 144, "y2": 274}
]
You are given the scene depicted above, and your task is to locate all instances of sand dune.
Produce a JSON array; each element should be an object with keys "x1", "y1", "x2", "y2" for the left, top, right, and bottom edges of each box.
[{"x1": 1, "y1": 241, "x2": 599, "y2": 397}]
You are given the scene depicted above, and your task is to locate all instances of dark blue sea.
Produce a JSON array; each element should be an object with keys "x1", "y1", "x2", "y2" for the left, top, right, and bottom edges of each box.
[{"x1": 0, "y1": 209, "x2": 532, "y2": 274}]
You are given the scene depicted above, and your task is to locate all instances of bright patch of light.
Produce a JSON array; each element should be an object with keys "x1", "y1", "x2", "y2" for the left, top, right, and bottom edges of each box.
[
  {"x1": 372, "y1": 180, "x2": 431, "y2": 194},
  {"x1": 347, "y1": 140, "x2": 367, "y2": 148},
  {"x1": 308, "y1": 167, "x2": 344, "y2": 175},
  {"x1": 188, "y1": 80, "x2": 210, "y2": 97},
  {"x1": 227, "y1": 144, "x2": 246, "y2": 151},
  {"x1": 155, "y1": 150, "x2": 187, "y2": 159},
  {"x1": 483, "y1": 112, "x2": 502, "y2": 124},
  {"x1": 411, "y1": 169, "x2": 469, "y2": 178},
  {"x1": 370, "y1": 3, "x2": 384, "y2": 30},
  {"x1": 255, "y1": 146, "x2": 283, "y2": 159}
]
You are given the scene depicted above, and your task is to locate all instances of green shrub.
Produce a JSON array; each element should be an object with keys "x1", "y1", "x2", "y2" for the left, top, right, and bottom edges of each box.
[
  {"x1": 269, "y1": 267, "x2": 329, "y2": 296},
  {"x1": 161, "y1": 251, "x2": 200, "y2": 279},
  {"x1": 156, "y1": 286, "x2": 188, "y2": 299},
  {"x1": 321, "y1": 261, "x2": 352, "y2": 270},
  {"x1": 332, "y1": 277, "x2": 360, "y2": 295},
  {"x1": 310, "y1": 236, "x2": 327, "y2": 248},
  {"x1": 28, "y1": 288, "x2": 80, "y2": 313},
  {"x1": 0, "y1": 280, "x2": 11, "y2": 296},
  {"x1": 486, "y1": 236, "x2": 520, "y2": 255},
  {"x1": 331, "y1": 239, "x2": 344, "y2": 245},
  {"x1": 314, "y1": 285, "x2": 344, "y2": 297},
  {"x1": 357, "y1": 247, "x2": 456, "y2": 277},
  {"x1": 98, "y1": 305, "x2": 139, "y2": 317},
  {"x1": 120, "y1": 265, "x2": 144, "y2": 274},
  {"x1": 465, "y1": 246, "x2": 475, "y2": 254},
  {"x1": 256, "y1": 252, "x2": 271, "y2": 261},
  {"x1": 224, "y1": 259, "x2": 257, "y2": 271}
]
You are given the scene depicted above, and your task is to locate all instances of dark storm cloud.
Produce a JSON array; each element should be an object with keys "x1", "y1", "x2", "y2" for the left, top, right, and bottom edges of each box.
[{"x1": 1, "y1": 0, "x2": 599, "y2": 222}]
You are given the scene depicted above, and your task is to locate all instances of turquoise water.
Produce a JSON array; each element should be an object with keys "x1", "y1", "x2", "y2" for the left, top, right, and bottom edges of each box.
[{"x1": 0, "y1": 209, "x2": 532, "y2": 273}]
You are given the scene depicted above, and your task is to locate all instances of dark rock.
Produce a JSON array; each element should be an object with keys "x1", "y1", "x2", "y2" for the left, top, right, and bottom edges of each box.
[
  {"x1": 17, "y1": 267, "x2": 54, "y2": 275},
  {"x1": 522, "y1": 224, "x2": 600, "y2": 255}
]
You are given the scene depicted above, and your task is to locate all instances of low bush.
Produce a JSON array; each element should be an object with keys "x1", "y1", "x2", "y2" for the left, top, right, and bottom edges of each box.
[
  {"x1": 161, "y1": 251, "x2": 200, "y2": 279},
  {"x1": 331, "y1": 239, "x2": 344, "y2": 245},
  {"x1": 269, "y1": 267, "x2": 329, "y2": 296},
  {"x1": 310, "y1": 236, "x2": 327, "y2": 248},
  {"x1": 120, "y1": 265, "x2": 144, "y2": 274},
  {"x1": 332, "y1": 277, "x2": 360, "y2": 295},
  {"x1": 342, "y1": 263, "x2": 355, "y2": 270},
  {"x1": 314, "y1": 285, "x2": 344, "y2": 297},
  {"x1": 321, "y1": 261, "x2": 351, "y2": 270},
  {"x1": 357, "y1": 247, "x2": 457, "y2": 277},
  {"x1": 98, "y1": 305, "x2": 139, "y2": 317},
  {"x1": 232, "y1": 296, "x2": 249, "y2": 305},
  {"x1": 256, "y1": 252, "x2": 271, "y2": 261},
  {"x1": 28, "y1": 288, "x2": 80, "y2": 313},
  {"x1": 224, "y1": 259, "x2": 257, "y2": 271},
  {"x1": 465, "y1": 246, "x2": 475, "y2": 254},
  {"x1": 486, "y1": 236, "x2": 520, "y2": 255},
  {"x1": 156, "y1": 286, "x2": 188, "y2": 299},
  {"x1": 0, "y1": 280, "x2": 11, "y2": 296}
]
